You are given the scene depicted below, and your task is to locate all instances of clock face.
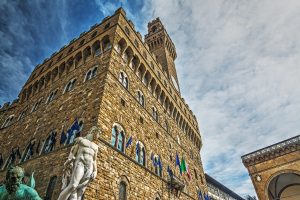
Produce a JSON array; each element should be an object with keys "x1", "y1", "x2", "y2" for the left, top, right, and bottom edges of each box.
[{"x1": 171, "y1": 76, "x2": 179, "y2": 91}]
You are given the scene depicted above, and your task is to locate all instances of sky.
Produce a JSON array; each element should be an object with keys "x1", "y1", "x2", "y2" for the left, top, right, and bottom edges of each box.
[{"x1": 1, "y1": 0, "x2": 300, "y2": 197}]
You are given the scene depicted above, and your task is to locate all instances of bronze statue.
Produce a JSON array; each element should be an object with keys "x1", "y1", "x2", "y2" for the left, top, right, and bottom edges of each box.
[{"x1": 0, "y1": 166, "x2": 42, "y2": 200}]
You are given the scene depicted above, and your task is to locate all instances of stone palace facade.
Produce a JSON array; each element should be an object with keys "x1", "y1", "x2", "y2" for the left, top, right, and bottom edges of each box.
[{"x1": 0, "y1": 8, "x2": 207, "y2": 200}]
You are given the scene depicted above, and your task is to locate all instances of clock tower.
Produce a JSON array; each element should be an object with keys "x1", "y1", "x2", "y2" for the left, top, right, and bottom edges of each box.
[{"x1": 145, "y1": 18, "x2": 180, "y2": 93}]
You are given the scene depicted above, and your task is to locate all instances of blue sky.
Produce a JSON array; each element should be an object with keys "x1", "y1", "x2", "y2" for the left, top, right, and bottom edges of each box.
[{"x1": 1, "y1": 0, "x2": 300, "y2": 197}]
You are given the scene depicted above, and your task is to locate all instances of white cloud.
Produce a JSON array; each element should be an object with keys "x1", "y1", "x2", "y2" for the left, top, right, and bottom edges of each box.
[{"x1": 143, "y1": 0, "x2": 300, "y2": 196}]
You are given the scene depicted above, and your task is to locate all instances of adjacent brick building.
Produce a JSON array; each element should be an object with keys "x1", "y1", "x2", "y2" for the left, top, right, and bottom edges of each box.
[
  {"x1": 242, "y1": 135, "x2": 300, "y2": 200},
  {"x1": 0, "y1": 8, "x2": 207, "y2": 200}
]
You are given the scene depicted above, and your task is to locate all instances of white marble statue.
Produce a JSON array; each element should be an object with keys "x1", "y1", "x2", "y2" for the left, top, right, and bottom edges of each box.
[{"x1": 58, "y1": 126, "x2": 101, "y2": 200}]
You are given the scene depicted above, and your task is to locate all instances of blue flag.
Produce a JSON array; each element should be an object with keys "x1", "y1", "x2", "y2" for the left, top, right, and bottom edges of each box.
[
  {"x1": 198, "y1": 191, "x2": 203, "y2": 200},
  {"x1": 125, "y1": 136, "x2": 133, "y2": 148},
  {"x1": 157, "y1": 157, "x2": 162, "y2": 170},
  {"x1": 60, "y1": 130, "x2": 67, "y2": 145},
  {"x1": 167, "y1": 166, "x2": 173, "y2": 178},
  {"x1": 175, "y1": 152, "x2": 182, "y2": 175},
  {"x1": 66, "y1": 119, "x2": 80, "y2": 144},
  {"x1": 204, "y1": 193, "x2": 210, "y2": 200}
]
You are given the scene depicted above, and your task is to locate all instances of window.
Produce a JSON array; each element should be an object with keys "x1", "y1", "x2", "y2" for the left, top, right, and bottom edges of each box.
[
  {"x1": 120, "y1": 98, "x2": 125, "y2": 107},
  {"x1": 64, "y1": 79, "x2": 76, "y2": 93},
  {"x1": 119, "y1": 72, "x2": 129, "y2": 89},
  {"x1": 104, "y1": 23, "x2": 110, "y2": 29},
  {"x1": 135, "y1": 141, "x2": 145, "y2": 166},
  {"x1": 1, "y1": 115, "x2": 14, "y2": 128},
  {"x1": 45, "y1": 176, "x2": 57, "y2": 200},
  {"x1": 125, "y1": 26, "x2": 130, "y2": 36},
  {"x1": 47, "y1": 90, "x2": 58, "y2": 103},
  {"x1": 190, "y1": 149, "x2": 194, "y2": 160},
  {"x1": 32, "y1": 98, "x2": 43, "y2": 112},
  {"x1": 57, "y1": 54, "x2": 62, "y2": 61},
  {"x1": 177, "y1": 135, "x2": 181, "y2": 145},
  {"x1": 153, "y1": 155, "x2": 162, "y2": 177},
  {"x1": 102, "y1": 36, "x2": 112, "y2": 51},
  {"x1": 92, "y1": 41, "x2": 101, "y2": 56},
  {"x1": 134, "y1": 39, "x2": 139, "y2": 48},
  {"x1": 41, "y1": 131, "x2": 57, "y2": 154},
  {"x1": 119, "y1": 181, "x2": 127, "y2": 200},
  {"x1": 152, "y1": 107, "x2": 158, "y2": 121},
  {"x1": 139, "y1": 116, "x2": 143, "y2": 124},
  {"x1": 143, "y1": 51, "x2": 147, "y2": 59},
  {"x1": 68, "y1": 46, "x2": 73, "y2": 53},
  {"x1": 155, "y1": 132, "x2": 159, "y2": 139},
  {"x1": 85, "y1": 66, "x2": 98, "y2": 81},
  {"x1": 91, "y1": 31, "x2": 97, "y2": 38},
  {"x1": 194, "y1": 169, "x2": 198, "y2": 180},
  {"x1": 122, "y1": 51, "x2": 129, "y2": 63},
  {"x1": 0, "y1": 153, "x2": 3, "y2": 169},
  {"x1": 79, "y1": 39, "x2": 85, "y2": 46},
  {"x1": 65, "y1": 119, "x2": 84, "y2": 145},
  {"x1": 137, "y1": 91, "x2": 144, "y2": 107},
  {"x1": 18, "y1": 108, "x2": 27, "y2": 120},
  {"x1": 4, "y1": 147, "x2": 21, "y2": 169},
  {"x1": 115, "y1": 43, "x2": 122, "y2": 54},
  {"x1": 111, "y1": 123, "x2": 125, "y2": 152},
  {"x1": 21, "y1": 140, "x2": 36, "y2": 162}
]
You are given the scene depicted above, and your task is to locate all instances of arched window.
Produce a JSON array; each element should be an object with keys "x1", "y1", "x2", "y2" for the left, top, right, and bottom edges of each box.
[
  {"x1": 41, "y1": 131, "x2": 57, "y2": 154},
  {"x1": 64, "y1": 79, "x2": 77, "y2": 93},
  {"x1": 92, "y1": 40, "x2": 101, "y2": 56},
  {"x1": 115, "y1": 43, "x2": 122, "y2": 54},
  {"x1": 46, "y1": 89, "x2": 58, "y2": 103},
  {"x1": 119, "y1": 72, "x2": 129, "y2": 89},
  {"x1": 85, "y1": 65, "x2": 98, "y2": 81},
  {"x1": 0, "y1": 153, "x2": 3, "y2": 169},
  {"x1": 152, "y1": 107, "x2": 158, "y2": 121},
  {"x1": 153, "y1": 155, "x2": 162, "y2": 177},
  {"x1": 21, "y1": 140, "x2": 36, "y2": 162},
  {"x1": 32, "y1": 98, "x2": 43, "y2": 112},
  {"x1": 45, "y1": 176, "x2": 57, "y2": 200},
  {"x1": 194, "y1": 169, "x2": 198, "y2": 180},
  {"x1": 4, "y1": 147, "x2": 21, "y2": 169},
  {"x1": 111, "y1": 123, "x2": 125, "y2": 152},
  {"x1": 122, "y1": 51, "x2": 129, "y2": 63},
  {"x1": 18, "y1": 108, "x2": 28, "y2": 120},
  {"x1": 102, "y1": 36, "x2": 112, "y2": 51},
  {"x1": 1, "y1": 115, "x2": 14, "y2": 128},
  {"x1": 137, "y1": 91, "x2": 145, "y2": 107},
  {"x1": 135, "y1": 141, "x2": 146, "y2": 166},
  {"x1": 119, "y1": 181, "x2": 127, "y2": 200},
  {"x1": 65, "y1": 119, "x2": 84, "y2": 145}
]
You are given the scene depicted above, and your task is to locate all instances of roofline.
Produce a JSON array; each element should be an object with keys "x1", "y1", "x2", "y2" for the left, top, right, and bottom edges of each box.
[{"x1": 205, "y1": 173, "x2": 245, "y2": 200}]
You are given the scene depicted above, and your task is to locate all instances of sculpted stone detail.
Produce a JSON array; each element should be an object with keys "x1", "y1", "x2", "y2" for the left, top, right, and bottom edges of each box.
[
  {"x1": 58, "y1": 126, "x2": 101, "y2": 200},
  {"x1": 0, "y1": 166, "x2": 42, "y2": 200}
]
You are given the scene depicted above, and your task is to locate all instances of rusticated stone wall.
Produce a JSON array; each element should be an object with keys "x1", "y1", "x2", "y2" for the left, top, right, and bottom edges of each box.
[{"x1": 0, "y1": 7, "x2": 207, "y2": 200}]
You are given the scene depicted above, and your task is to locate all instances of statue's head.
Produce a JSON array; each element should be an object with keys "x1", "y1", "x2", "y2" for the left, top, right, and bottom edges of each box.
[
  {"x1": 85, "y1": 126, "x2": 102, "y2": 141},
  {"x1": 5, "y1": 166, "x2": 24, "y2": 193}
]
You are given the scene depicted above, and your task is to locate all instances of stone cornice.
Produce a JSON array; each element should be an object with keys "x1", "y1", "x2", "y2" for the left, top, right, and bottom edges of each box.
[{"x1": 241, "y1": 135, "x2": 300, "y2": 166}]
